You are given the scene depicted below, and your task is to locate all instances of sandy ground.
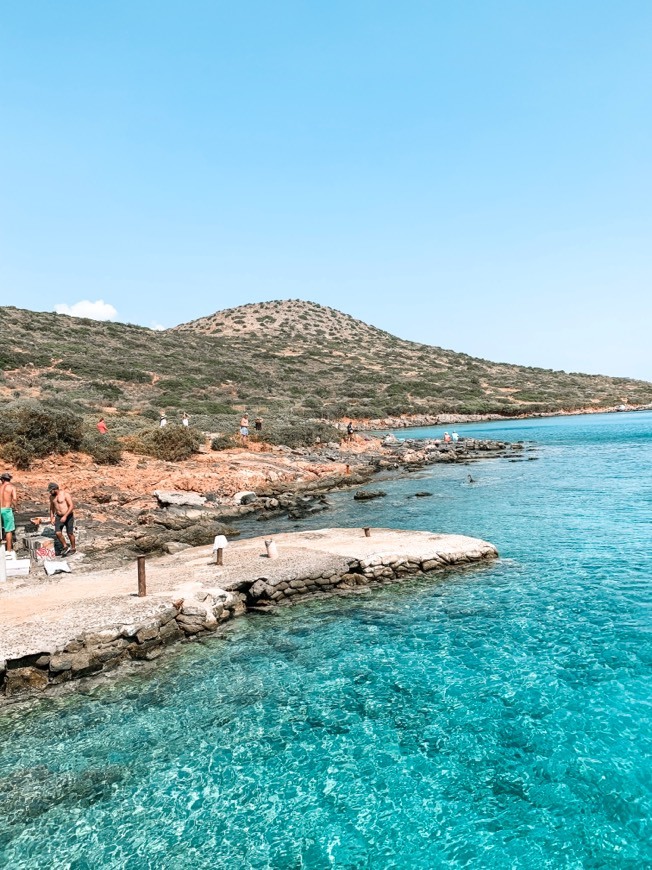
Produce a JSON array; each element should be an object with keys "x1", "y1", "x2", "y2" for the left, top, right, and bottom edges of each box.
[{"x1": 0, "y1": 528, "x2": 497, "y2": 660}]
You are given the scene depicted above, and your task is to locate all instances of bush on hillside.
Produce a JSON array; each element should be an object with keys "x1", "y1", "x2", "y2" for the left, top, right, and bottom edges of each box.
[
  {"x1": 0, "y1": 406, "x2": 84, "y2": 469},
  {"x1": 251, "y1": 421, "x2": 341, "y2": 449},
  {"x1": 211, "y1": 434, "x2": 237, "y2": 451},
  {"x1": 81, "y1": 432, "x2": 123, "y2": 465},
  {"x1": 130, "y1": 425, "x2": 203, "y2": 462},
  {"x1": 0, "y1": 441, "x2": 32, "y2": 470}
]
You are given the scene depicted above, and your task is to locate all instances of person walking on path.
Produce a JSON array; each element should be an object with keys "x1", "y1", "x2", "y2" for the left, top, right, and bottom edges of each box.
[
  {"x1": 0, "y1": 472, "x2": 17, "y2": 553},
  {"x1": 182, "y1": 413, "x2": 190, "y2": 427},
  {"x1": 239, "y1": 414, "x2": 249, "y2": 442},
  {"x1": 347, "y1": 421, "x2": 354, "y2": 441},
  {"x1": 97, "y1": 418, "x2": 108, "y2": 435},
  {"x1": 48, "y1": 482, "x2": 76, "y2": 556}
]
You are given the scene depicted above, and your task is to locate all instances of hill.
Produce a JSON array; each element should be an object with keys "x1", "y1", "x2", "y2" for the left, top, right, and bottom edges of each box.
[{"x1": 1, "y1": 300, "x2": 651, "y2": 433}]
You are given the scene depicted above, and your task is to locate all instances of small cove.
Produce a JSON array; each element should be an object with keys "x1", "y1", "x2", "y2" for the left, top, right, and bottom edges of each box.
[{"x1": 1, "y1": 411, "x2": 650, "y2": 868}]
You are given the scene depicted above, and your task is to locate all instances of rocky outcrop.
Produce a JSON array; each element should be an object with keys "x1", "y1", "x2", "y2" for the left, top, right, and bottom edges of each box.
[{"x1": 154, "y1": 491, "x2": 207, "y2": 507}]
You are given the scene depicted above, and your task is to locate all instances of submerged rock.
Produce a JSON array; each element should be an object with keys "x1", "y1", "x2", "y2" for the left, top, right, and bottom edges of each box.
[{"x1": 354, "y1": 490, "x2": 387, "y2": 501}]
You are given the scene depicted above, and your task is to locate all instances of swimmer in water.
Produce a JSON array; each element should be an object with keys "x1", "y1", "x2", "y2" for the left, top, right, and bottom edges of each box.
[{"x1": 467, "y1": 474, "x2": 475, "y2": 484}]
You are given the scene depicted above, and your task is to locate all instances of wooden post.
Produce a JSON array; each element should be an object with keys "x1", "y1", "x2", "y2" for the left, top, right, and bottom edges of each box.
[
  {"x1": 363, "y1": 527, "x2": 371, "y2": 538},
  {"x1": 137, "y1": 555, "x2": 146, "y2": 597},
  {"x1": 215, "y1": 548, "x2": 224, "y2": 566}
]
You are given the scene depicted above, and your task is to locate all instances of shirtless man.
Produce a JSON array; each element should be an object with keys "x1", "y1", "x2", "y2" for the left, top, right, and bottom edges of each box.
[
  {"x1": 48, "y1": 482, "x2": 76, "y2": 556},
  {"x1": 0, "y1": 472, "x2": 17, "y2": 553},
  {"x1": 239, "y1": 415, "x2": 249, "y2": 442}
]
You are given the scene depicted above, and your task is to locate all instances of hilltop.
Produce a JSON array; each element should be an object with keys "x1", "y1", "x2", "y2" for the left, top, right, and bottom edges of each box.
[{"x1": 1, "y1": 300, "x2": 651, "y2": 433}]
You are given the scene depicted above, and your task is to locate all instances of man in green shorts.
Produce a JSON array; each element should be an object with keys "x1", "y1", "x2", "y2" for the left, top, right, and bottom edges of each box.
[{"x1": 0, "y1": 472, "x2": 17, "y2": 553}]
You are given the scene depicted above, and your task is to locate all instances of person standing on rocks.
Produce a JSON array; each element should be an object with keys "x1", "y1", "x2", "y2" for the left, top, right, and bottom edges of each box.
[
  {"x1": 240, "y1": 414, "x2": 249, "y2": 442},
  {"x1": 160, "y1": 412, "x2": 168, "y2": 428},
  {"x1": 48, "y1": 482, "x2": 76, "y2": 556},
  {"x1": 254, "y1": 416, "x2": 263, "y2": 432},
  {"x1": 182, "y1": 413, "x2": 190, "y2": 427},
  {"x1": 0, "y1": 472, "x2": 17, "y2": 553}
]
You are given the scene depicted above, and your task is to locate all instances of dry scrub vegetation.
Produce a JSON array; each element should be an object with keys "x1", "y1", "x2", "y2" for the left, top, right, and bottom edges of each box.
[{"x1": 1, "y1": 300, "x2": 651, "y2": 455}]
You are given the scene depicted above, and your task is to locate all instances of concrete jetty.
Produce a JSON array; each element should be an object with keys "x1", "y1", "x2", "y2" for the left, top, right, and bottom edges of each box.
[{"x1": 0, "y1": 528, "x2": 498, "y2": 698}]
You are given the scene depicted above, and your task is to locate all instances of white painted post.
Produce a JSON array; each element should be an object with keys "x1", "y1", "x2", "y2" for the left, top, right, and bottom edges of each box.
[
  {"x1": 0, "y1": 544, "x2": 6, "y2": 583},
  {"x1": 265, "y1": 539, "x2": 278, "y2": 559},
  {"x1": 213, "y1": 535, "x2": 228, "y2": 566}
]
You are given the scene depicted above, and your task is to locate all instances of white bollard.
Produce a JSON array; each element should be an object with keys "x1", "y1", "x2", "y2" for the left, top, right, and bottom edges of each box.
[
  {"x1": 0, "y1": 544, "x2": 6, "y2": 583},
  {"x1": 213, "y1": 535, "x2": 228, "y2": 566},
  {"x1": 264, "y1": 539, "x2": 278, "y2": 559}
]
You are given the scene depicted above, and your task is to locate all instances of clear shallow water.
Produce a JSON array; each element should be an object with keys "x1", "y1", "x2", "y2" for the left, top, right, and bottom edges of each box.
[{"x1": 1, "y1": 411, "x2": 651, "y2": 868}]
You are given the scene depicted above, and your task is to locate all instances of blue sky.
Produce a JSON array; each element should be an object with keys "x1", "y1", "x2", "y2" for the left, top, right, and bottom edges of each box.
[{"x1": 1, "y1": 1, "x2": 650, "y2": 379}]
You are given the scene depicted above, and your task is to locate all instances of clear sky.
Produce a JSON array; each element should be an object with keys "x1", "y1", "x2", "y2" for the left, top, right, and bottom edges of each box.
[{"x1": 1, "y1": 1, "x2": 650, "y2": 380}]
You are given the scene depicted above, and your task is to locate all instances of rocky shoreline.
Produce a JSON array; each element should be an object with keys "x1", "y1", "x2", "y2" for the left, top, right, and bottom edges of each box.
[
  {"x1": 339, "y1": 403, "x2": 652, "y2": 431},
  {"x1": 6, "y1": 434, "x2": 529, "y2": 569}
]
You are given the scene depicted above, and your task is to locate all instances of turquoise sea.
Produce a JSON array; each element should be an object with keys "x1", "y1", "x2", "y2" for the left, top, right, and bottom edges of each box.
[{"x1": 1, "y1": 411, "x2": 650, "y2": 868}]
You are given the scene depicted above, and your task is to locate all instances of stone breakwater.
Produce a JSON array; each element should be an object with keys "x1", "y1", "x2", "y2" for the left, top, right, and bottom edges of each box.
[{"x1": 0, "y1": 529, "x2": 498, "y2": 700}]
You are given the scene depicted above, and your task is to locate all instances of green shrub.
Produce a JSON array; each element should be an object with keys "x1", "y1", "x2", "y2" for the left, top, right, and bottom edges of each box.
[
  {"x1": 253, "y1": 421, "x2": 341, "y2": 448},
  {"x1": 81, "y1": 432, "x2": 123, "y2": 464},
  {"x1": 0, "y1": 406, "x2": 84, "y2": 468},
  {"x1": 88, "y1": 381, "x2": 125, "y2": 401},
  {"x1": 133, "y1": 425, "x2": 203, "y2": 462},
  {"x1": 0, "y1": 441, "x2": 32, "y2": 470},
  {"x1": 211, "y1": 434, "x2": 237, "y2": 451}
]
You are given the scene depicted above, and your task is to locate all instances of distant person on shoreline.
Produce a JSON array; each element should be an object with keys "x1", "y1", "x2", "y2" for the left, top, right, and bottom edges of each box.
[
  {"x1": 444, "y1": 431, "x2": 451, "y2": 443},
  {"x1": 97, "y1": 417, "x2": 108, "y2": 435},
  {"x1": 1, "y1": 472, "x2": 17, "y2": 553},
  {"x1": 182, "y1": 413, "x2": 190, "y2": 427},
  {"x1": 240, "y1": 415, "x2": 249, "y2": 442},
  {"x1": 451, "y1": 431, "x2": 459, "y2": 443},
  {"x1": 159, "y1": 412, "x2": 167, "y2": 428},
  {"x1": 48, "y1": 482, "x2": 76, "y2": 556}
]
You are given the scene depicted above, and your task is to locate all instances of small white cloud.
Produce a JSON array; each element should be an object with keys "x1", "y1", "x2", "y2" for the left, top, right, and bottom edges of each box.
[
  {"x1": 150, "y1": 322, "x2": 166, "y2": 331},
  {"x1": 55, "y1": 299, "x2": 118, "y2": 321}
]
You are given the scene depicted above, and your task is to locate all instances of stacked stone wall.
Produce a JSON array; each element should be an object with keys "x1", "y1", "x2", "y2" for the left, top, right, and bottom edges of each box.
[{"x1": 1, "y1": 544, "x2": 496, "y2": 698}]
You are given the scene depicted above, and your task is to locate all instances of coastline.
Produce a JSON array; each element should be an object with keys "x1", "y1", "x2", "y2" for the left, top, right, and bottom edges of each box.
[
  {"x1": 1, "y1": 432, "x2": 524, "y2": 698},
  {"x1": 339, "y1": 402, "x2": 652, "y2": 431},
  {"x1": 5, "y1": 432, "x2": 528, "y2": 569},
  {"x1": 0, "y1": 528, "x2": 498, "y2": 700}
]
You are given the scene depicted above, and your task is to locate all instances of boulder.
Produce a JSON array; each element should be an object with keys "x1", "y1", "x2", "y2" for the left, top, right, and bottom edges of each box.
[
  {"x1": 154, "y1": 490, "x2": 206, "y2": 508},
  {"x1": 5, "y1": 667, "x2": 49, "y2": 696},
  {"x1": 233, "y1": 491, "x2": 257, "y2": 505},
  {"x1": 353, "y1": 490, "x2": 387, "y2": 500},
  {"x1": 164, "y1": 542, "x2": 191, "y2": 555}
]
